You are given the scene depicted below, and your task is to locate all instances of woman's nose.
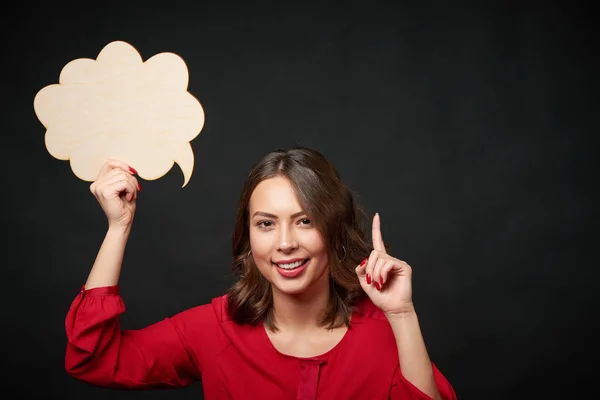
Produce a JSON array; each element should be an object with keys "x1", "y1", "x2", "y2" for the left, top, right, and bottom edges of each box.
[{"x1": 277, "y1": 228, "x2": 298, "y2": 252}]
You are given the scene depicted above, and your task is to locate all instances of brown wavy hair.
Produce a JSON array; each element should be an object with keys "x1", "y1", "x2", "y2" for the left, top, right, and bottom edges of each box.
[{"x1": 226, "y1": 147, "x2": 372, "y2": 331}]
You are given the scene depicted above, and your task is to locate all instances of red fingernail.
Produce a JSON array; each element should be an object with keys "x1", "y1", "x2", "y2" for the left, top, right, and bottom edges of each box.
[
  {"x1": 137, "y1": 183, "x2": 142, "y2": 191},
  {"x1": 129, "y1": 166, "x2": 138, "y2": 174},
  {"x1": 360, "y1": 259, "x2": 367, "y2": 266},
  {"x1": 366, "y1": 274, "x2": 371, "y2": 284},
  {"x1": 380, "y1": 276, "x2": 384, "y2": 285},
  {"x1": 374, "y1": 282, "x2": 381, "y2": 291}
]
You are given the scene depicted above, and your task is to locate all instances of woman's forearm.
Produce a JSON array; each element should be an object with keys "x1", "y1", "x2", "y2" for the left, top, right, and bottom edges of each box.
[
  {"x1": 386, "y1": 305, "x2": 441, "y2": 400},
  {"x1": 84, "y1": 226, "x2": 131, "y2": 289}
]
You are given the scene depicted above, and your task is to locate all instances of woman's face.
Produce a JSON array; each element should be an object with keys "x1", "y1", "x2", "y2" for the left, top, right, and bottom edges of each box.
[{"x1": 248, "y1": 176, "x2": 329, "y2": 296}]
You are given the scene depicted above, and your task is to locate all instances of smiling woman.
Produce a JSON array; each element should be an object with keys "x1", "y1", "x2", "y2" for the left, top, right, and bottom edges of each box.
[
  {"x1": 227, "y1": 148, "x2": 371, "y2": 333},
  {"x1": 64, "y1": 147, "x2": 457, "y2": 400}
]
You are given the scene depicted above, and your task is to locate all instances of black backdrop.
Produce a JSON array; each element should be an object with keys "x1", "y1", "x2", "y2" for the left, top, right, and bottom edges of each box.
[{"x1": 4, "y1": 1, "x2": 596, "y2": 399}]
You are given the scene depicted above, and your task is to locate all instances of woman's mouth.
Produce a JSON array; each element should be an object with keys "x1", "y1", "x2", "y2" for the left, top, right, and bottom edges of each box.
[{"x1": 274, "y1": 259, "x2": 309, "y2": 278}]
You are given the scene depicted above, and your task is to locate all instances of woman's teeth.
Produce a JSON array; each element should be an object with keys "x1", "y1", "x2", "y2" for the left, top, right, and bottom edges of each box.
[{"x1": 277, "y1": 260, "x2": 305, "y2": 270}]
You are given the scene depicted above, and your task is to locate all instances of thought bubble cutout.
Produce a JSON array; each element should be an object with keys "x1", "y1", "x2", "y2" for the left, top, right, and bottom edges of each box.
[{"x1": 33, "y1": 40, "x2": 205, "y2": 187}]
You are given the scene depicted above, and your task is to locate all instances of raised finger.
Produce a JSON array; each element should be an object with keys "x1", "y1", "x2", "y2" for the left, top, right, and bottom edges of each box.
[{"x1": 372, "y1": 213, "x2": 386, "y2": 253}]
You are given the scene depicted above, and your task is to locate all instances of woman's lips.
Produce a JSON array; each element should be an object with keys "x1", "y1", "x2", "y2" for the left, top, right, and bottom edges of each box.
[{"x1": 274, "y1": 259, "x2": 309, "y2": 278}]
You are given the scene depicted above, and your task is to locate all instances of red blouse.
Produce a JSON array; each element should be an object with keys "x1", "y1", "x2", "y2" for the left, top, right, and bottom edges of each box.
[{"x1": 65, "y1": 285, "x2": 457, "y2": 399}]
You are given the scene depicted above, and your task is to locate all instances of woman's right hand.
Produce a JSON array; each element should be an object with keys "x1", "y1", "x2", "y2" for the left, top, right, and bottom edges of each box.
[{"x1": 89, "y1": 159, "x2": 141, "y2": 230}]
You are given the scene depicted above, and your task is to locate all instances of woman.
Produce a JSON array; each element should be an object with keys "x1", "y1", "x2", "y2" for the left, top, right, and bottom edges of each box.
[{"x1": 65, "y1": 147, "x2": 457, "y2": 399}]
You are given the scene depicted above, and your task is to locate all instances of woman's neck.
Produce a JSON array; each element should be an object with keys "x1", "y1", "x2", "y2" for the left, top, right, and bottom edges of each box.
[{"x1": 270, "y1": 277, "x2": 331, "y2": 333}]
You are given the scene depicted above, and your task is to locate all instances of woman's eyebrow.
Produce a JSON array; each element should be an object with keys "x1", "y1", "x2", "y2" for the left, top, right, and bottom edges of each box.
[{"x1": 252, "y1": 211, "x2": 306, "y2": 219}]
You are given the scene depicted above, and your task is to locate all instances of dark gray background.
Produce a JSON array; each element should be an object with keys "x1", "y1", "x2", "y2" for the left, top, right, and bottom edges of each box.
[{"x1": 4, "y1": 0, "x2": 596, "y2": 399}]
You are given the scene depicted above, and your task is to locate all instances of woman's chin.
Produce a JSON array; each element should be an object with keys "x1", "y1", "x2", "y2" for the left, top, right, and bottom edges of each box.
[
  {"x1": 271, "y1": 275, "x2": 328, "y2": 298},
  {"x1": 272, "y1": 280, "x2": 309, "y2": 296}
]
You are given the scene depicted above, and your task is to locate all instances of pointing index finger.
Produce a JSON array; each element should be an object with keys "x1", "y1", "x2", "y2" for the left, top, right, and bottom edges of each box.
[{"x1": 372, "y1": 212, "x2": 386, "y2": 253}]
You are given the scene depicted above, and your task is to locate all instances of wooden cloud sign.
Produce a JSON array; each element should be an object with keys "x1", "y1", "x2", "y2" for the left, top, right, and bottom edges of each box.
[{"x1": 33, "y1": 41, "x2": 205, "y2": 187}]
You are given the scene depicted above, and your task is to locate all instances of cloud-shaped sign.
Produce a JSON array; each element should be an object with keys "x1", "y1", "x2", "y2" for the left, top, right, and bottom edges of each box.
[{"x1": 33, "y1": 40, "x2": 205, "y2": 187}]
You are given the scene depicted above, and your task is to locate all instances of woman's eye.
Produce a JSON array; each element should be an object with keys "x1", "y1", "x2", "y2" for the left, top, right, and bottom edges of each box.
[
  {"x1": 257, "y1": 220, "x2": 273, "y2": 229},
  {"x1": 299, "y1": 218, "x2": 312, "y2": 225}
]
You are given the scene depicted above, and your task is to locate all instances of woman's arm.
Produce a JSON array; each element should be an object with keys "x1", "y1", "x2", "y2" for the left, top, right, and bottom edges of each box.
[
  {"x1": 84, "y1": 159, "x2": 139, "y2": 289},
  {"x1": 65, "y1": 159, "x2": 202, "y2": 389},
  {"x1": 386, "y1": 305, "x2": 441, "y2": 400},
  {"x1": 85, "y1": 225, "x2": 130, "y2": 289},
  {"x1": 65, "y1": 286, "x2": 202, "y2": 389},
  {"x1": 357, "y1": 214, "x2": 455, "y2": 399}
]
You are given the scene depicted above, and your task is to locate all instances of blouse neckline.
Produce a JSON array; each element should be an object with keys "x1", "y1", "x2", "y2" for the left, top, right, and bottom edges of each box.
[{"x1": 257, "y1": 298, "x2": 367, "y2": 362}]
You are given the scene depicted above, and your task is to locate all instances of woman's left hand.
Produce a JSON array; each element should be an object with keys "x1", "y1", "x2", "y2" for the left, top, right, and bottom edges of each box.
[{"x1": 355, "y1": 213, "x2": 415, "y2": 315}]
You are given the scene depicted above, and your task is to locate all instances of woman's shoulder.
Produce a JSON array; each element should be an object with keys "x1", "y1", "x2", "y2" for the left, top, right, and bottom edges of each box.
[
  {"x1": 168, "y1": 294, "x2": 230, "y2": 328},
  {"x1": 211, "y1": 293, "x2": 231, "y2": 321}
]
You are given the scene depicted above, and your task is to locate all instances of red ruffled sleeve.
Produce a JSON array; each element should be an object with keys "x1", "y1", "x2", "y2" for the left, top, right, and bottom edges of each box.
[
  {"x1": 391, "y1": 363, "x2": 458, "y2": 400},
  {"x1": 64, "y1": 285, "x2": 200, "y2": 389}
]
